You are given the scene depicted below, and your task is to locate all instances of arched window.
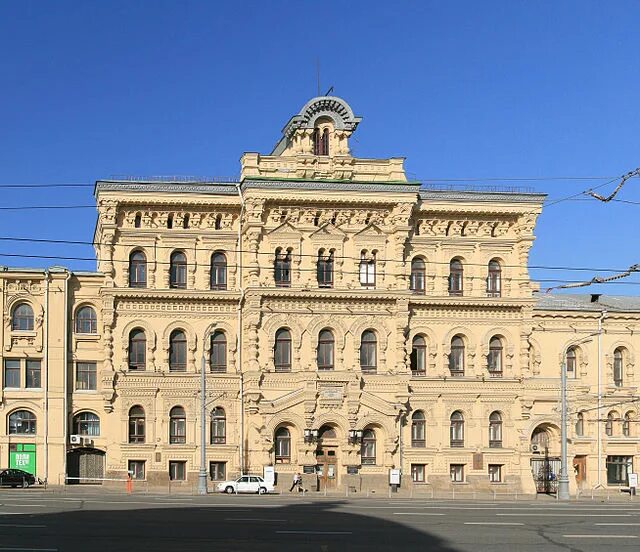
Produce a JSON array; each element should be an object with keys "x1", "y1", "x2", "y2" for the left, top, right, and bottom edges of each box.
[
  {"x1": 360, "y1": 330, "x2": 377, "y2": 373},
  {"x1": 129, "y1": 250, "x2": 147, "y2": 288},
  {"x1": 623, "y1": 412, "x2": 633, "y2": 437},
  {"x1": 169, "y1": 406, "x2": 186, "y2": 444},
  {"x1": 359, "y1": 251, "x2": 376, "y2": 288},
  {"x1": 214, "y1": 214, "x2": 222, "y2": 230},
  {"x1": 169, "y1": 251, "x2": 187, "y2": 289},
  {"x1": 410, "y1": 257, "x2": 426, "y2": 294},
  {"x1": 182, "y1": 214, "x2": 190, "y2": 229},
  {"x1": 317, "y1": 250, "x2": 334, "y2": 288},
  {"x1": 487, "y1": 259, "x2": 502, "y2": 297},
  {"x1": 169, "y1": 330, "x2": 187, "y2": 372},
  {"x1": 489, "y1": 412, "x2": 502, "y2": 448},
  {"x1": 134, "y1": 212, "x2": 142, "y2": 228},
  {"x1": 410, "y1": 335, "x2": 427, "y2": 376},
  {"x1": 449, "y1": 336, "x2": 465, "y2": 376},
  {"x1": 75, "y1": 306, "x2": 97, "y2": 334},
  {"x1": 411, "y1": 411, "x2": 426, "y2": 447},
  {"x1": 566, "y1": 347, "x2": 577, "y2": 379},
  {"x1": 128, "y1": 406, "x2": 145, "y2": 443},
  {"x1": 274, "y1": 249, "x2": 291, "y2": 287},
  {"x1": 531, "y1": 427, "x2": 550, "y2": 449},
  {"x1": 12, "y1": 303, "x2": 34, "y2": 331},
  {"x1": 613, "y1": 348, "x2": 624, "y2": 387},
  {"x1": 488, "y1": 336, "x2": 503, "y2": 377},
  {"x1": 8, "y1": 410, "x2": 36, "y2": 435},
  {"x1": 605, "y1": 411, "x2": 616, "y2": 437},
  {"x1": 210, "y1": 331, "x2": 227, "y2": 373},
  {"x1": 450, "y1": 411, "x2": 464, "y2": 447},
  {"x1": 274, "y1": 328, "x2": 292, "y2": 372},
  {"x1": 448, "y1": 259, "x2": 463, "y2": 296},
  {"x1": 128, "y1": 329, "x2": 146, "y2": 371},
  {"x1": 167, "y1": 214, "x2": 174, "y2": 229},
  {"x1": 275, "y1": 427, "x2": 291, "y2": 463},
  {"x1": 361, "y1": 428, "x2": 376, "y2": 465},
  {"x1": 317, "y1": 329, "x2": 335, "y2": 371},
  {"x1": 313, "y1": 127, "x2": 329, "y2": 156},
  {"x1": 575, "y1": 412, "x2": 585, "y2": 437},
  {"x1": 210, "y1": 252, "x2": 227, "y2": 290},
  {"x1": 73, "y1": 412, "x2": 100, "y2": 437},
  {"x1": 210, "y1": 407, "x2": 226, "y2": 444}
]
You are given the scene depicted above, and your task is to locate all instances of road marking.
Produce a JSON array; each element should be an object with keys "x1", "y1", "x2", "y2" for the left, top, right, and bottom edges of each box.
[
  {"x1": 276, "y1": 531, "x2": 353, "y2": 535},
  {"x1": 595, "y1": 523, "x2": 640, "y2": 526},
  {"x1": 563, "y1": 535, "x2": 638, "y2": 539},
  {"x1": 226, "y1": 518, "x2": 286, "y2": 522},
  {"x1": 0, "y1": 505, "x2": 46, "y2": 508},
  {"x1": 465, "y1": 522, "x2": 524, "y2": 526},
  {"x1": 0, "y1": 523, "x2": 46, "y2": 528},
  {"x1": 498, "y1": 513, "x2": 631, "y2": 517},
  {"x1": 0, "y1": 548, "x2": 58, "y2": 551},
  {"x1": 393, "y1": 512, "x2": 445, "y2": 516}
]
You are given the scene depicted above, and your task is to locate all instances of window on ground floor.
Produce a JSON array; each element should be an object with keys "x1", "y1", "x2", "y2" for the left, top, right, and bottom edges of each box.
[
  {"x1": 450, "y1": 464, "x2": 465, "y2": 483},
  {"x1": 411, "y1": 464, "x2": 426, "y2": 483},
  {"x1": 209, "y1": 461, "x2": 226, "y2": 481},
  {"x1": 488, "y1": 464, "x2": 503, "y2": 483},
  {"x1": 128, "y1": 460, "x2": 145, "y2": 480},
  {"x1": 606, "y1": 455, "x2": 632, "y2": 486},
  {"x1": 169, "y1": 461, "x2": 186, "y2": 481}
]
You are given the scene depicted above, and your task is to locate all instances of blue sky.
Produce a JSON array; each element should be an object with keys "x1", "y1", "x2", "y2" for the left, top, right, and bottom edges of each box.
[{"x1": 1, "y1": 1, "x2": 639, "y2": 293}]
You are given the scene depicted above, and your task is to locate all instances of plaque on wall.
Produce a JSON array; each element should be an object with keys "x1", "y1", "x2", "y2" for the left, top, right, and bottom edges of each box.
[
  {"x1": 303, "y1": 465, "x2": 316, "y2": 474},
  {"x1": 473, "y1": 453, "x2": 484, "y2": 470},
  {"x1": 346, "y1": 466, "x2": 359, "y2": 475}
]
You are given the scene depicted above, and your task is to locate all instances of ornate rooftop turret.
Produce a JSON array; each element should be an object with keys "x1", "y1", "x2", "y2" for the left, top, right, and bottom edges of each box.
[{"x1": 240, "y1": 95, "x2": 407, "y2": 183}]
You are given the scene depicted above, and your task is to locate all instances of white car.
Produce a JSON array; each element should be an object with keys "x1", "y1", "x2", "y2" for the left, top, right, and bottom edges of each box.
[{"x1": 216, "y1": 475, "x2": 274, "y2": 494}]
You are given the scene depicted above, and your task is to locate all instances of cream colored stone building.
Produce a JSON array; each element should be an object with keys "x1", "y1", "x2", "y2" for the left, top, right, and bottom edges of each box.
[{"x1": 1, "y1": 96, "x2": 638, "y2": 494}]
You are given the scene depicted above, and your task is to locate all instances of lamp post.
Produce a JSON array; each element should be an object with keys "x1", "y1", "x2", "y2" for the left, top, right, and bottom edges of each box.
[
  {"x1": 198, "y1": 339, "x2": 209, "y2": 495},
  {"x1": 558, "y1": 335, "x2": 595, "y2": 501}
]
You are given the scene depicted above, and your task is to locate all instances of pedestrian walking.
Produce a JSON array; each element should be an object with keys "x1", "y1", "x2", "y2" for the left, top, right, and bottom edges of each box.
[{"x1": 289, "y1": 472, "x2": 300, "y2": 492}]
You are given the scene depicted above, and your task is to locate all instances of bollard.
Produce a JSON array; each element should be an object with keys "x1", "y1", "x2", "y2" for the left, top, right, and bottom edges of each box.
[{"x1": 126, "y1": 475, "x2": 133, "y2": 494}]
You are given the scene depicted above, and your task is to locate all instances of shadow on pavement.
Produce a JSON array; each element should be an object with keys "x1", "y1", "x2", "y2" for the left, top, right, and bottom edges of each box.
[{"x1": 2, "y1": 499, "x2": 462, "y2": 552}]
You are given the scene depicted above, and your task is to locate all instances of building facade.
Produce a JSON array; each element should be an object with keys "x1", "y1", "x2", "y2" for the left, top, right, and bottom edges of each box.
[{"x1": 1, "y1": 96, "x2": 638, "y2": 494}]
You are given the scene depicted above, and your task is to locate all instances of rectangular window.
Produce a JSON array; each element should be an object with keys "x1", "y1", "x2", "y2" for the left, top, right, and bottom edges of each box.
[
  {"x1": 25, "y1": 360, "x2": 41, "y2": 389},
  {"x1": 169, "y1": 461, "x2": 186, "y2": 481},
  {"x1": 128, "y1": 460, "x2": 145, "y2": 480},
  {"x1": 3, "y1": 359, "x2": 20, "y2": 388},
  {"x1": 450, "y1": 464, "x2": 465, "y2": 483},
  {"x1": 76, "y1": 362, "x2": 97, "y2": 391},
  {"x1": 488, "y1": 464, "x2": 503, "y2": 483},
  {"x1": 209, "y1": 461, "x2": 226, "y2": 481},
  {"x1": 411, "y1": 464, "x2": 426, "y2": 483},
  {"x1": 359, "y1": 258, "x2": 376, "y2": 288},
  {"x1": 606, "y1": 455, "x2": 632, "y2": 486}
]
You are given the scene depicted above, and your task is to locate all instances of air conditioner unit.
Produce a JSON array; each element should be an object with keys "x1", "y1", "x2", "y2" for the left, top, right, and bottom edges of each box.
[
  {"x1": 69, "y1": 434, "x2": 82, "y2": 445},
  {"x1": 83, "y1": 438, "x2": 93, "y2": 447},
  {"x1": 531, "y1": 444, "x2": 540, "y2": 453}
]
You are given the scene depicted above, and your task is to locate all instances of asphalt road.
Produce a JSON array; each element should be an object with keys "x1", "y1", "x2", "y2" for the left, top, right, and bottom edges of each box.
[{"x1": 0, "y1": 490, "x2": 639, "y2": 552}]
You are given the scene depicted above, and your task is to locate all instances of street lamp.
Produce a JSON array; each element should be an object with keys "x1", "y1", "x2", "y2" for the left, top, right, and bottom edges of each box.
[
  {"x1": 558, "y1": 335, "x2": 594, "y2": 501},
  {"x1": 198, "y1": 333, "x2": 211, "y2": 496}
]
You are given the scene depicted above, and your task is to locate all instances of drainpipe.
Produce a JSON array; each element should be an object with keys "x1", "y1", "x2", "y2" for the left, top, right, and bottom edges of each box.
[
  {"x1": 235, "y1": 182, "x2": 245, "y2": 475},
  {"x1": 595, "y1": 309, "x2": 607, "y2": 489},
  {"x1": 62, "y1": 270, "x2": 71, "y2": 485},
  {"x1": 43, "y1": 270, "x2": 50, "y2": 484}
]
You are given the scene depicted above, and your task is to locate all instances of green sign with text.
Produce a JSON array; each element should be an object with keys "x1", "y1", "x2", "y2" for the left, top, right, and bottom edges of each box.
[{"x1": 9, "y1": 443, "x2": 36, "y2": 475}]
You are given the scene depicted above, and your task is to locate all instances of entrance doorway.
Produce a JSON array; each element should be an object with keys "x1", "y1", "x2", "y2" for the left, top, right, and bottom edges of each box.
[
  {"x1": 67, "y1": 448, "x2": 105, "y2": 484},
  {"x1": 316, "y1": 425, "x2": 339, "y2": 491},
  {"x1": 573, "y1": 455, "x2": 587, "y2": 488}
]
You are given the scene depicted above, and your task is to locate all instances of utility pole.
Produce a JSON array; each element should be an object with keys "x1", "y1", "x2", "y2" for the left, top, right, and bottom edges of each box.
[{"x1": 558, "y1": 358, "x2": 570, "y2": 500}]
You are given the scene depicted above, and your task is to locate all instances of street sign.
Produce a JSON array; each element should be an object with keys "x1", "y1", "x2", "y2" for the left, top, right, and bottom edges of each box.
[
  {"x1": 389, "y1": 469, "x2": 401, "y2": 485},
  {"x1": 629, "y1": 473, "x2": 638, "y2": 488}
]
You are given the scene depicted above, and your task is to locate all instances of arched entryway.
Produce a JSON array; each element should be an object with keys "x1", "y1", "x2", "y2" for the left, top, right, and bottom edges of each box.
[
  {"x1": 315, "y1": 425, "x2": 339, "y2": 491},
  {"x1": 67, "y1": 448, "x2": 105, "y2": 485},
  {"x1": 530, "y1": 423, "x2": 560, "y2": 494}
]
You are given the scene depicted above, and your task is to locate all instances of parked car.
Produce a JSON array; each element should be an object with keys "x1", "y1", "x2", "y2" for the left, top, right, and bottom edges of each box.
[
  {"x1": 0, "y1": 468, "x2": 36, "y2": 488},
  {"x1": 216, "y1": 475, "x2": 274, "y2": 494}
]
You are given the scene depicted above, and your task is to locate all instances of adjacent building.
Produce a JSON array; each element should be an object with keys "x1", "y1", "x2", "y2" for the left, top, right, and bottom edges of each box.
[{"x1": 1, "y1": 96, "x2": 638, "y2": 494}]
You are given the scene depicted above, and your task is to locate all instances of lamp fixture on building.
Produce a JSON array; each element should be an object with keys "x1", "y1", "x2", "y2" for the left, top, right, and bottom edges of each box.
[
  {"x1": 348, "y1": 429, "x2": 363, "y2": 444},
  {"x1": 303, "y1": 428, "x2": 319, "y2": 443}
]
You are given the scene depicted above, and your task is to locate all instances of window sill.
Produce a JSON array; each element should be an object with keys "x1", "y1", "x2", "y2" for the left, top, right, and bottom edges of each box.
[{"x1": 74, "y1": 389, "x2": 98, "y2": 394}]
